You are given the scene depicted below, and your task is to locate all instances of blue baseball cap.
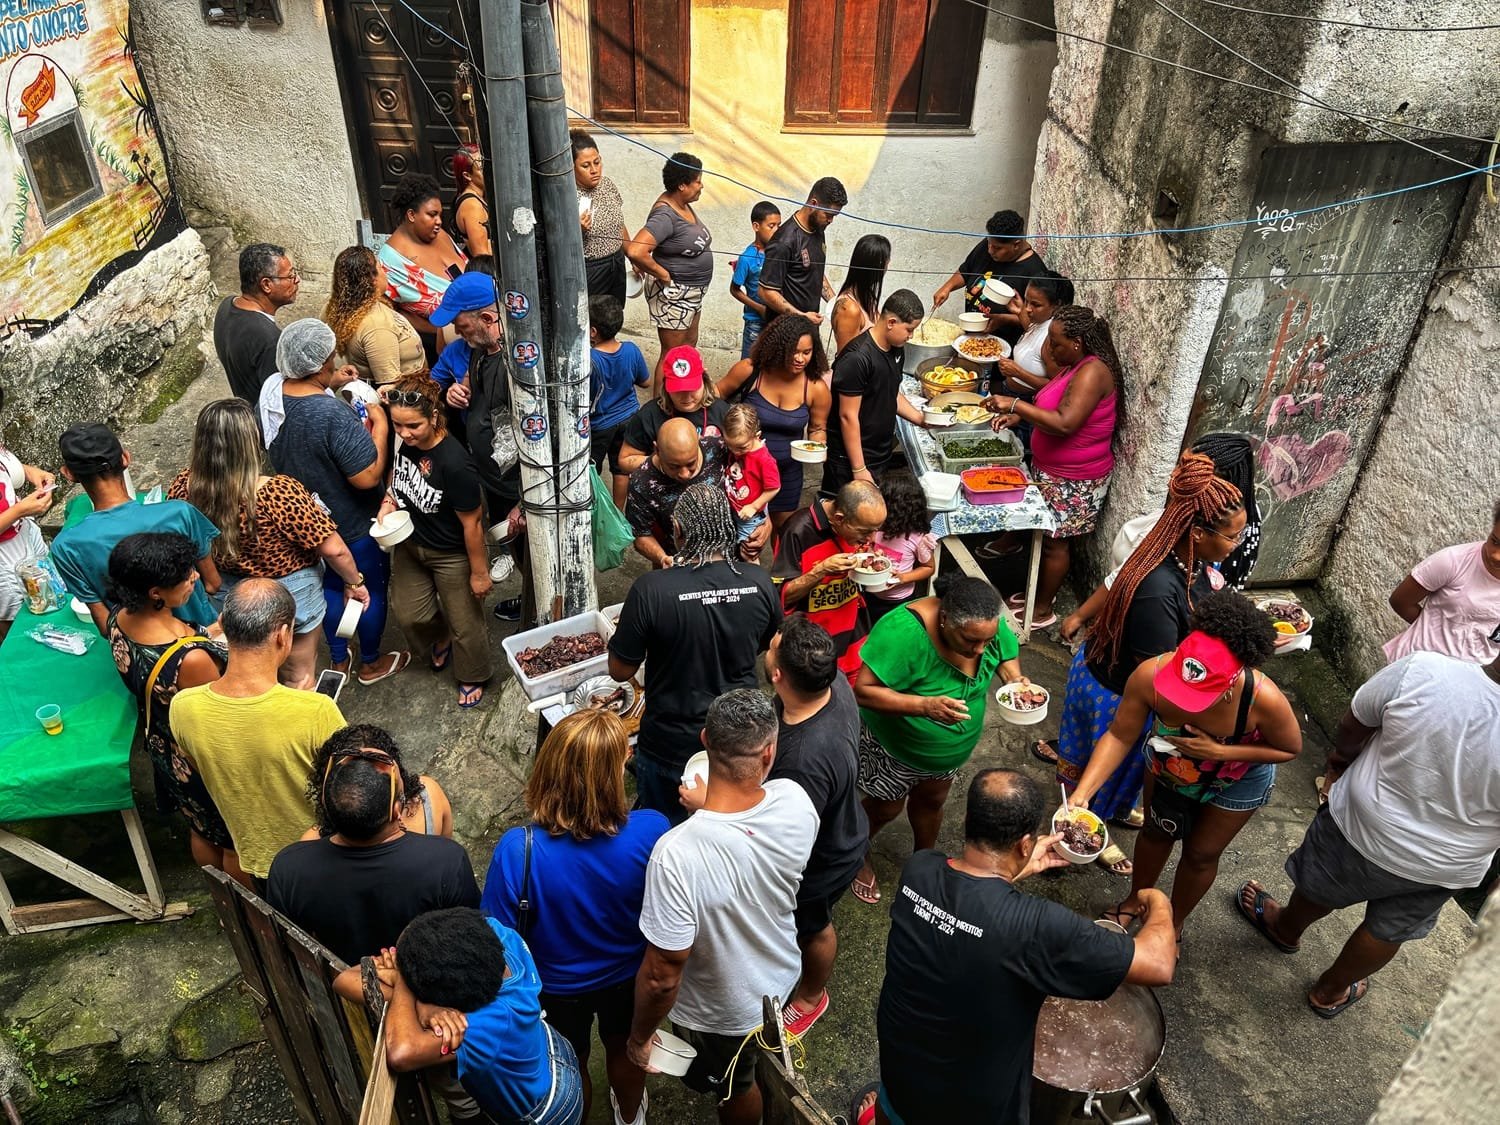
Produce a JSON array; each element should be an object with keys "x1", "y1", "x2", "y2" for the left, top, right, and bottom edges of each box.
[{"x1": 430, "y1": 272, "x2": 500, "y2": 327}]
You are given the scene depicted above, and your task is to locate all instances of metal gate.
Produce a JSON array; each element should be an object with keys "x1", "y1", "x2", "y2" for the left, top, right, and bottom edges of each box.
[{"x1": 1184, "y1": 142, "x2": 1472, "y2": 582}]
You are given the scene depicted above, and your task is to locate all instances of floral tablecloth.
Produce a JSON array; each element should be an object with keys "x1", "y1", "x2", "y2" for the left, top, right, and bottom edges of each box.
[{"x1": 897, "y1": 379, "x2": 1057, "y2": 538}]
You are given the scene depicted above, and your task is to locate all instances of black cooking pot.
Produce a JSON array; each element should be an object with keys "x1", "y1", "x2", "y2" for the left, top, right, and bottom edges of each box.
[{"x1": 1029, "y1": 974, "x2": 1166, "y2": 1125}]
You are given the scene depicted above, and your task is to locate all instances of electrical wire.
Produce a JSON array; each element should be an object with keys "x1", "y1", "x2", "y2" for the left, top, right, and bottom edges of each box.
[
  {"x1": 1148, "y1": 0, "x2": 1478, "y2": 171},
  {"x1": 370, "y1": 2, "x2": 464, "y2": 138},
  {"x1": 1186, "y1": 0, "x2": 1500, "y2": 33}
]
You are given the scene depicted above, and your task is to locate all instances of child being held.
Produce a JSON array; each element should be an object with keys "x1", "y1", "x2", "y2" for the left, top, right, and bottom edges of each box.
[
  {"x1": 865, "y1": 470, "x2": 937, "y2": 622},
  {"x1": 586, "y1": 294, "x2": 650, "y2": 505},
  {"x1": 722, "y1": 403, "x2": 781, "y2": 544}
]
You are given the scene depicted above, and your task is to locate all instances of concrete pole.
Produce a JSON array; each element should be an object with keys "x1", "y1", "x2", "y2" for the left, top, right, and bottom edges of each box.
[
  {"x1": 477, "y1": 0, "x2": 558, "y2": 621},
  {"x1": 521, "y1": 0, "x2": 596, "y2": 618}
]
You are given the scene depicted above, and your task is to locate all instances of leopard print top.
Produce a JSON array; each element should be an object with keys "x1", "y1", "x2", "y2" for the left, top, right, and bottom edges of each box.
[{"x1": 168, "y1": 470, "x2": 337, "y2": 578}]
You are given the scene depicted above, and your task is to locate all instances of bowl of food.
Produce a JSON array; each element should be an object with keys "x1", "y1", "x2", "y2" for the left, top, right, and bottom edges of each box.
[
  {"x1": 370, "y1": 510, "x2": 414, "y2": 552},
  {"x1": 904, "y1": 319, "x2": 965, "y2": 372},
  {"x1": 851, "y1": 553, "x2": 895, "y2": 588},
  {"x1": 571, "y1": 674, "x2": 636, "y2": 715},
  {"x1": 923, "y1": 404, "x2": 956, "y2": 427},
  {"x1": 790, "y1": 439, "x2": 828, "y2": 463},
  {"x1": 994, "y1": 682, "x2": 1050, "y2": 725},
  {"x1": 953, "y1": 334, "x2": 1010, "y2": 365},
  {"x1": 1256, "y1": 598, "x2": 1313, "y2": 646},
  {"x1": 918, "y1": 360, "x2": 981, "y2": 399},
  {"x1": 958, "y1": 311, "x2": 990, "y2": 334},
  {"x1": 961, "y1": 465, "x2": 1030, "y2": 505},
  {"x1": 1051, "y1": 808, "x2": 1108, "y2": 864}
]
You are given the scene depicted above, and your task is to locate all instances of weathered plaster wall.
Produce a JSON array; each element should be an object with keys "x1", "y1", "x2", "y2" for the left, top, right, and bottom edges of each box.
[
  {"x1": 130, "y1": 2, "x2": 361, "y2": 292},
  {"x1": 1372, "y1": 893, "x2": 1500, "y2": 1123},
  {"x1": 0, "y1": 230, "x2": 213, "y2": 464},
  {"x1": 1321, "y1": 190, "x2": 1500, "y2": 681},
  {"x1": 591, "y1": 0, "x2": 1057, "y2": 351}
]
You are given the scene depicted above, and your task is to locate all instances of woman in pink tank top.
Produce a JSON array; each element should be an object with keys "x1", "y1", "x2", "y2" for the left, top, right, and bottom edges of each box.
[{"x1": 986, "y1": 305, "x2": 1122, "y2": 625}]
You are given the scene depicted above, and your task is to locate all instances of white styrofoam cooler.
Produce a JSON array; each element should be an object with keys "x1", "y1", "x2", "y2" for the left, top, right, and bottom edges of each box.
[{"x1": 502, "y1": 609, "x2": 616, "y2": 701}]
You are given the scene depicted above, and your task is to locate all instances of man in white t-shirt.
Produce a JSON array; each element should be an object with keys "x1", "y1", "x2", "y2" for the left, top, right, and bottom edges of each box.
[
  {"x1": 1235, "y1": 649, "x2": 1500, "y2": 1019},
  {"x1": 1384, "y1": 502, "x2": 1500, "y2": 665},
  {"x1": 628, "y1": 689, "x2": 818, "y2": 1124}
]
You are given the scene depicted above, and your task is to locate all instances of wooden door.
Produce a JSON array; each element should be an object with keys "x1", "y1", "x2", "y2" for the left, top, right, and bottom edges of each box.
[
  {"x1": 1184, "y1": 143, "x2": 1471, "y2": 582},
  {"x1": 325, "y1": 1, "x2": 484, "y2": 226}
]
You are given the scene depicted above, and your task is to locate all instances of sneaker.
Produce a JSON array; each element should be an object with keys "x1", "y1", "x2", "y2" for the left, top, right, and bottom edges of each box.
[
  {"x1": 493, "y1": 596, "x2": 522, "y2": 621},
  {"x1": 489, "y1": 554, "x2": 516, "y2": 583},
  {"x1": 610, "y1": 1087, "x2": 647, "y2": 1125},
  {"x1": 782, "y1": 991, "x2": 830, "y2": 1037}
]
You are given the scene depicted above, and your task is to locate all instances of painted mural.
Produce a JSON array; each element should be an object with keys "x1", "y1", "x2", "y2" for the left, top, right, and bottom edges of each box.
[{"x1": 0, "y1": 0, "x2": 179, "y2": 335}]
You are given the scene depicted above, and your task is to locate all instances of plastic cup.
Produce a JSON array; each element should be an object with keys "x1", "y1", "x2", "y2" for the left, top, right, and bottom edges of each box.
[{"x1": 36, "y1": 704, "x2": 63, "y2": 736}]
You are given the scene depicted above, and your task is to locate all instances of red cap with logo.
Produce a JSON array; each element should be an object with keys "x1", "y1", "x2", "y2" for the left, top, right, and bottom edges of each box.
[
  {"x1": 1153, "y1": 631, "x2": 1243, "y2": 713},
  {"x1": 662, "y1": 345, "x2": 705, "y2": 393}
]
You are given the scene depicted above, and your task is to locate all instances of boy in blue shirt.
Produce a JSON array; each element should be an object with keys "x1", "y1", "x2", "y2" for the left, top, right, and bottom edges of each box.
[
  {"x1": 587, "y1": 295, "x2": 650, "y2": 507},
  {"x1": 729, "y1": 201, "x2": 782, "y2": 359}
]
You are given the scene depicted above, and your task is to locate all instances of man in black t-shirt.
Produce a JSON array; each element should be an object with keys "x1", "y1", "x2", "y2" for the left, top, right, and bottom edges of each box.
[
  {"x1": 267, "y1": 726, "x2": 479, "y2": 989},
  {"x1": 760, "y1": 176, "x2": 848, "y2": 325},
  {"x1": 766, "y1": 615, "x2": 866, "y2": 1037},
  {"x1": 214, "y1": 242, "x2": 299, "y2": 403},
  {"x1": 931, "y1": 210, "x2": 1049, "y2": 344},
  {"x1": 610, "y1": 483, "x2": 782, "y2": 824},
  {"x1": 876, "y1": 769, "x2": 1176, "y2": 1124},
  {"x1": 823, "y1": 289, "x2": 928, "y2": 497},
  {"x1": 624, "y1": 417, "x2": 726, "y2": 566}
]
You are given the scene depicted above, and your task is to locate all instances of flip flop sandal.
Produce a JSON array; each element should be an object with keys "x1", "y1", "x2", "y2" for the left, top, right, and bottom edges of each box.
[
  {"x1": 851, "y1": 874, "x2": 881, "y2": 905},
  {"x1": 1097, "y1": 844, "x2": 1133, "y2": 876},
  {"x1": 1100, "y1": 906, "x2": 1143, "y2": 932},
  {"x1": 1111, "y1": 808, "x2": 1146, "y2": 829},
  {"x1": 1032, "y1": 739, "x2": 1060, "y2": 764},
  {"x1": 1309, "y1": 978, "x2": 1369, "y2": 1020},
  {"x1": 976, "y1": 540, "x2": 1023, "y2": 560},
  {"x1": 357, "y1": 650, "x2": 411, "y2": 686},
  {"x1": 430, "y1": 641, "x2": 453, "y2": 672},
  {"x1": 458, "y1": 683, "x2": 485, "y2": 709},
  {"x1": 1235, "y1": 880, "x2": 1301, "y2": 954},
  {"x1": 847, "y1": 1082, "x2": 881, "y2": 1125}
]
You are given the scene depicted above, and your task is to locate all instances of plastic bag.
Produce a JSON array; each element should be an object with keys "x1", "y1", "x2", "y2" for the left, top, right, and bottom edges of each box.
[
  {"x1": 29, "y1": 625, "x2": 97, "y2": 656},
  {"x1": 591, "y1": 465, "x2": 633, "y2": 571}
]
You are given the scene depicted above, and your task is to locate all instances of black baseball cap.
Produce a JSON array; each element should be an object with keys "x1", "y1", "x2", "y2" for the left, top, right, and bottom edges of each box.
[{"x1": 59, "y1": 423, "x2": 125, "y2": 475}]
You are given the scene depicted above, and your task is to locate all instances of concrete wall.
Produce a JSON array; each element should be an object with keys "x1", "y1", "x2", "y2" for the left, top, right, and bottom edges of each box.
[
  {"x1": 581, "y1": 0, "x2": 1058, "y2": 354},
  {"x1": 1028, "y1": 0, "x2": 1500, "y2": 609},
  {"x1": 130, "y1": 1, "x2": 362, "y2": 294}
]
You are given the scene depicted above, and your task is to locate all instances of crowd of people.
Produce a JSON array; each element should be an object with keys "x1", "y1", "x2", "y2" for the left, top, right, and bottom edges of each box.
[{"x1": 2, "y1": 159, "x2": 1497, "y2": 1125}]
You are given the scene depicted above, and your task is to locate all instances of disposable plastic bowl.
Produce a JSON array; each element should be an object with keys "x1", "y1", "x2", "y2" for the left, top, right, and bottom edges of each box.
[
  {"x1": 370, "y1": 511, "x2": 414, "y2": 552},
  {"x1": 1051, "y1": 808, "x2": 1109, "y2": 865},
  {"x1": 625, "y1": 271, "x2": 646, "y2": 299},
  {"x1": 682, "y1": 750, "x2": 710, "y2": 789},
  {"x1": 790, "y1": 440, "x2": 828, "y2": 464},
  {"x1": 648, "y1": 1029, "x2": 698, "y2": 1076},
  {"x1": 983, "y1": 278, "x2": 1017, "y2": 305},
  {"x1": 920, "y1": 471, "x2": 962, "y2": 511},
  {"x1": 958, "y1": 311, "x2": 990, "y2": 333},
  {"x1": 923, "y1": 407, "x2": 955, "y2": 427},
  {"x1": 335, "y1": 598, "x2": 364, "y2": 640},
  {"x1": 852, "y1": 565, "x2": 894, "y2": 588},
  {"x1": 994, "y1": 682, "x2": 1049, "y2": 726},
  {"x1": 70, "y1": 597, "x2": 91, "y2": 624}
]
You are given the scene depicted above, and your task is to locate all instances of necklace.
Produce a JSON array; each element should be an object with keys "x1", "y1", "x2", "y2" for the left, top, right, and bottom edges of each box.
[{"x1": 1171, "y1": 551, "x2": 1200, "y2": 582}]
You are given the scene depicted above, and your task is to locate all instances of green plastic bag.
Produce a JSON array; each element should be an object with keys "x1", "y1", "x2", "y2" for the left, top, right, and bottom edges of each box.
[{"x1": 591, "y1": 465, "x2": 633, "y2": 571}]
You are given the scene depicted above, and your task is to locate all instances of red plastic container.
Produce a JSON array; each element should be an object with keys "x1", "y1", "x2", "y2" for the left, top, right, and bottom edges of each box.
[{"x1": 960, "y1": 466, "x2": 1029, "y2": 505}]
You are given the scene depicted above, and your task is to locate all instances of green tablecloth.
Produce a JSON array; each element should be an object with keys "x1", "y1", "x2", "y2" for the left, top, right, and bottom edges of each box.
[{"x1": 0, "y1": 603, "x2": 137, "y2": 822}]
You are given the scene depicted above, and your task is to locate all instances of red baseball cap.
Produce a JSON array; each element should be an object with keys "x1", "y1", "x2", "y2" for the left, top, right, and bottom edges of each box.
[
  {"x1": 1154, "y1": 631, "x2": 1243, "y2": 713},
  {"x1": 662, "y1": 345, "x2": 705, "y2": 393}
]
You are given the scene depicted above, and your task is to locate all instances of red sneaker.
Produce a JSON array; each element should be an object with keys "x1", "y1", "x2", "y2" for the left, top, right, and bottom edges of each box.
[{"x1": 782, "y1": 991, "x2": 830, "y2": 1037}]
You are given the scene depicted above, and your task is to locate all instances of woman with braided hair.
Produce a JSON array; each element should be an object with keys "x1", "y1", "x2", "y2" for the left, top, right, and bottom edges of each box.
[
  {"x1": 984, "y1": 305, "x2": 1122, "y2": 628},
  {"x1": 1053, "y1": 450, "x2": 1247, "y2": 874}
]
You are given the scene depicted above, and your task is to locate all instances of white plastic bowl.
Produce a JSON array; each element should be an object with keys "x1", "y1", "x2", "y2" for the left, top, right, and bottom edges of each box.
[
  {"x1": 921, "y1": 471, "x2": 962, "y2": 512},
  {"x1": 983, "y1": 278, "x2": 1017, "y2": 305},
  {"x1": 335, "y1": 598, "x2": 364, "y2": 640},
  {"x1": 923, "y1": 407, "x2": 954, "y2": 427},
  {"x1": 1051, "y1": 808, "x2": 1109, "y2": 865},
  {"x1": 648, "y1": 1029, "x2": 697, "y2": 1076},
  {"x1": 370, "y1": 511, "x2": 414, "y2": 552},
  {"x1": 958, "y1": 311, "x2": 989, "y2": 333},
  {"x1": 852, "y1": 565, "x2": 894, "y2": 589},
  {"x1": 682, "y1": 750, "x2": 710, "y2": 789},
  {"x1": 790, "y1": 440, "x2": 828, "y2": 464},
  {"x1": 994, "y1": 683, "x2": 1049, "y2": 725},
  {"x1": 70, "y1": 597, "x2": 91, "y2": 624},
  {"x1": 625, "y1": 271, "x2": 645, "y2": 300}
]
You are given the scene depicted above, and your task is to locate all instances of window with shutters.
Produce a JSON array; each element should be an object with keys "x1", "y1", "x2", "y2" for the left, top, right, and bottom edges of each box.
[
  {"x1": 785, "y1": 0, "x2": 986, "y2": 130},
  {"x1": 590, "y1": 0, "x2": 691, "y2": 127}
]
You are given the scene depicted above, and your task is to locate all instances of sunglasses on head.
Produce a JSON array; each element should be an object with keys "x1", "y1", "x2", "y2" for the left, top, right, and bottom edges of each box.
[
  {"x1": 385, "y1": 390, "x2": 430, "y2": 408},
  {"x1": 321, "y1": 748, "x2": 402, "y2": 816}
]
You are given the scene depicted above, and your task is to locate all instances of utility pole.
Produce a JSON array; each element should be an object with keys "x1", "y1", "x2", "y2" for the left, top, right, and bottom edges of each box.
[
  {"x1": 478, "y1": 0, "x2": 562, "y2": 621},
  {"x1": 520, "y1": 0, "x2": 594, "y2": 617}
]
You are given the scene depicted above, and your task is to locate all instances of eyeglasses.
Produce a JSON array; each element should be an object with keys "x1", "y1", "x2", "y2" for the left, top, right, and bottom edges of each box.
[
  {"x1": 321, "y1": 748, "x2": 400, "y2": 815},
  {"x1": 385, "y1": 390, "x2": 430, "y2": 408},
  {"x1": 263, "y1": 269, "x2": 302, "y2": 282},
  {"x1": 1198, "y1": 523, "x2": 1249, "y2": 547}
]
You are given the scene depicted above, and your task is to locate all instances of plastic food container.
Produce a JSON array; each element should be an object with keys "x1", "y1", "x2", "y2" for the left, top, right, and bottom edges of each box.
[
  {"x1": 958, "y1": 311, "x2": 989, "y2": 333},
  {"x1": 852, "y1": 565, "x2": 894, "y2": 589},
  {"x1": 961, "y1": 466, "x2": 1030, "y2": 505},
  {"x1": 790, "y1": 440, "x2": 828, "y2": 463},
  {"x1": 370, "y1": 511, "x2": 414, "y2": 552},
  {"x1": 935, "y1": 430, "x2": 1023, "y2": 475},
  {"x1": 648, "y1": 1029, "x2": 698, "y2": 1076},
  {"x1": 501, "y1": 609, "x2": 617, "y2": 701},
  {"x1": 923, "y1": 406, "x2": 955, "y2": 427},
  {"x1": 682, "y1": 750, "x2": 710, "y2": 789},
  {"x1": 920, "y1": 471, "x2": 962, "y2": 512},
  {"x1": 983, "y1": 278, "x2": 1017, "y2": 306},
  {"x1": 335, "y1": 598, "x2": 364, "y2": 640},
  {"x1": 1051, "y1": 808, "x2": 1109, "y2": 865},
  {"x1": 994, "y1": 682, "x2": 1050, "y2": 725}
]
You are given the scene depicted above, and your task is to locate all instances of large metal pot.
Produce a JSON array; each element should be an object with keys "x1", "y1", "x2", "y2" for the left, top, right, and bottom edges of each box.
[
  {"x1": 902, "y1": 320, "x2": 964, "y2": 373},
  {"x1": 1029, "y1": 977, "x2": 1167, "y2": 1125}
]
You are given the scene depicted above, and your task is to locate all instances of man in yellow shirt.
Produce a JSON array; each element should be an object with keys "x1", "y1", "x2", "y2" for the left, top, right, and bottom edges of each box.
[{"x1": 171, "y1": 578, "x2": 345, "y2": 883}]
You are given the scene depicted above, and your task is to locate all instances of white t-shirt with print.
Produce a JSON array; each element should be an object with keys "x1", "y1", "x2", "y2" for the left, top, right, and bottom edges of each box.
[
  {"x1": 1331, "y1": 652, "x2": 1500, "y2": 888},
  {"x1": 638, "y1": 778, "x2": 818, "y2": 1035},
  {"x1": 1383, "y1": 542, "x2": 1500, "y2": 666}
]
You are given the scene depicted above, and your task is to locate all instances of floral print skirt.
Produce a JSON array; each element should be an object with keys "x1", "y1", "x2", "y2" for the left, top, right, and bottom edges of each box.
[{"x1": 1034, "y1": 467, "x2": 1111, "y2": 539}]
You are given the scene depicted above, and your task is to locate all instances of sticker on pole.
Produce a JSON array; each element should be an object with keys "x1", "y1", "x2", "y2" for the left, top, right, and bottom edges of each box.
[
  {"x1": 504, "y1": 291, "x2": 530, "y2": 319},
  {"x1": 576, "y1": 416, "x2": 590, "y2": 440},
  {"x1": 521, "y1": 413, "x2": 547, "y2": 441},
  {"x1": 512, "y1": 340, "x2": 540, "y2": 368}
]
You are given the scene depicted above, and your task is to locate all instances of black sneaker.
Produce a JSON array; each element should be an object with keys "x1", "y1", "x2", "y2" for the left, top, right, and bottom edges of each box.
[{"x1": 493, "y1": 596, "x2": 523, "y2": 621}]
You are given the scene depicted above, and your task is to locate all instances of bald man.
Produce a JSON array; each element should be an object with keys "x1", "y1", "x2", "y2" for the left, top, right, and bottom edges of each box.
[
  {"x1": 625, "y1": 416, "x2": 727, "y2": 567},
  {"x1": 771, "y1": 480, "x2": 887, "y2": 682}
]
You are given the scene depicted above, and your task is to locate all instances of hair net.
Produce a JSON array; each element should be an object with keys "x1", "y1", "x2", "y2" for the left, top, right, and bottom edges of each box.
[{"x1": 276, "y1": 318, "x2": 337, "y2": 379}]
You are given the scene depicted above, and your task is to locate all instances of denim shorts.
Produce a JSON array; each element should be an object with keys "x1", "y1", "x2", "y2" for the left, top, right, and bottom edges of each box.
[
  {"x1": 213, "y1": 565, "x2": 326, "y2": 634},
  {"x1": 516, "y1": 1024, "x2": 584, "y2": 1125},
  {"x1": 735, "y1": 509, "x2": 766, "y2": 543},
  {"x1": 1208, "y1": 762, "x2": 1276, "y2": 811}
]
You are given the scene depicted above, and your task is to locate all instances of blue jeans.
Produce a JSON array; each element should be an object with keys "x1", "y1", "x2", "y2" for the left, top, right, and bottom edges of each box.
[
  {"x1": 322, "y1": 534, "x2": 389, "y2": 666},
  {"x1": 734, "y1": 509, "x2": 766, "y2": 544},
  {"x1": 516, "y1": 1026, "x2": 584, "y2": 1125},
  {"x1": 633, "y1": 753, "x2": 691, "y2": 827},
  {"x1": 740, "y1": 318, "x2": 763, "y2": 359}
]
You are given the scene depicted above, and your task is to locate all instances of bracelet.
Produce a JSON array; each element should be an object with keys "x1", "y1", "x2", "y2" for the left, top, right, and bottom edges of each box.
[
  {"x1": 851, "y1": 464, "x2": 866, "y2": 473},
  {"x1": 1010, "y1": 397, "x2": 1020, "y2": 413}
]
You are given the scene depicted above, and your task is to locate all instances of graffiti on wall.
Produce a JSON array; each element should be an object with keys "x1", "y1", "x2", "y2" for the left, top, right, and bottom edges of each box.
[{"x1": 0, "y1": 0, "x2": 180, "y2": 336}]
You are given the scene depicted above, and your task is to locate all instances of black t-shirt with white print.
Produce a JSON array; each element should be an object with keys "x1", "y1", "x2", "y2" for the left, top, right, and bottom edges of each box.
[{"x1": 391, "y1": 434, "x2": 482, "y2": 553}]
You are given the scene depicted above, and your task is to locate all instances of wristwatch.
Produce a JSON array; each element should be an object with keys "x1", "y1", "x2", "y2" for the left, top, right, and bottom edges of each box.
[{"x1": 348, "y1": 572, "x2": 366, "y2": 589}]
